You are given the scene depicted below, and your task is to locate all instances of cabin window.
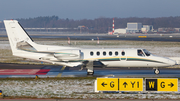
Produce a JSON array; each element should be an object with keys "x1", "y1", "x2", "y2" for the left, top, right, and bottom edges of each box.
[
  {"x1": 90, "y1": 51, "x2": 93, "y2": 56},
  {"x1": 121, "y1": 51, "x2": 125, "y2": 56},
  {"x1": 115, "y1": 51, "x2": 118, "y2": 56},
  {"x1": 103, "y1": 51, "x2": 106, "y2": 56},
  {"x1": 137, "y1": 50, "x2": 144, "y2": 56},
  {"x1": 97, "y1": 51, "x2": 100, "y2": 56},
  {"x1": 109, "y1": 51, "x2": 112, "y2": 56}
]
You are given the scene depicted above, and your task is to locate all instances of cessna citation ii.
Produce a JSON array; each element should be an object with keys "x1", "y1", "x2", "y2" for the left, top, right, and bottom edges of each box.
[{"x1": 4, "y1": 20, "x2": 176, "y2": 75}]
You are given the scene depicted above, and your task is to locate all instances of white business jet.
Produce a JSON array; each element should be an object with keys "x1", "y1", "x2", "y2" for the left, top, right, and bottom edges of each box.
[{"x1": 4, "y1": 20, "x2": 176, "y2": 75}]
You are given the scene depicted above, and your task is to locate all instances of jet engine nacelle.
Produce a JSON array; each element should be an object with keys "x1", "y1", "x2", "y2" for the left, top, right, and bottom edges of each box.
[{"x1": 54, "y1": 49, "x2": 83, "y2": 61}]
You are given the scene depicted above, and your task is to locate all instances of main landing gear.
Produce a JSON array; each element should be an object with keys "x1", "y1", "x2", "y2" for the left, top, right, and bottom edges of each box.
[
  {"x1": 79, "y1": 65, "x2": 94, "y2": 75},
  {"x1": 87, "y1": 65, "x2": 94, "y2": 75},
  {"x1": 85, "y1": 60, "x2": 94, "y2": 75},
  {"x1": 87, "y1": 70, "x2": 94, "y2": 75},
  {"x1": 84, "y1": 60, "x2": 105, "y2": 75},
  {"x1": 154, "y1": 68, "x2": 160, "y2": 75}
]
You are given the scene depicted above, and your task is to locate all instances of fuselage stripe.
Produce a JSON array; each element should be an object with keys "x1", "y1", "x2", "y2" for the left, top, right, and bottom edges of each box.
[{"x1": 66, "y1": 57, "x2": 167, "y2": 64}]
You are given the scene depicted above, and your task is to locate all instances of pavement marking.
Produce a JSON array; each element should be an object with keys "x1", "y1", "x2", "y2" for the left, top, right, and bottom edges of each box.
[
  {"x1": 57, "y1": 66, "x2": 66, "y2": 77},
  {"x1": 56, "y1": 73, "x2": 62, "y2": 77},
  {"x1": 61, "y1": 66, "x2": 66, "y2": 71}
]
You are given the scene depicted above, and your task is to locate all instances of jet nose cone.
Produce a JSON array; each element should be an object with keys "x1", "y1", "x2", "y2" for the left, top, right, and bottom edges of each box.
[{"x1": 169, "y1": 59, "x2": 176, "y2": 66}]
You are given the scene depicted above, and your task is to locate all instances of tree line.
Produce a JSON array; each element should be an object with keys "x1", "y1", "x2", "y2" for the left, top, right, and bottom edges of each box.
[{"x1": 1, "y1": 16, "x2": 180, "y2": 33}]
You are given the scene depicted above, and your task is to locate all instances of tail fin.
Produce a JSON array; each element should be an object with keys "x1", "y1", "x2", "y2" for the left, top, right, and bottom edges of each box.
[{"x1": 4, "y1": 20, "x2": 34, "y2": 55}]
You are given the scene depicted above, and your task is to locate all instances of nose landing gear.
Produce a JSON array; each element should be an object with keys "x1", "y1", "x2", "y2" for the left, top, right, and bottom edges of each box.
[{"x1": 154, "y1": 68, "x2": 160, "y2": 75}]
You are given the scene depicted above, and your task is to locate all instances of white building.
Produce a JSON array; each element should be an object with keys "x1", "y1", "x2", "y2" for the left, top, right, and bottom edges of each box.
[
  {"x1": 126, "y1": 23, "x2": 142, "y2": 33},
  {"x1": 174, "y1": 28, "x2": 180, "y2": 32},
  {"x1": 113, "y1": 22, "x2": 142, "y2": 34},
  {"x1": 141, "y1": 25, "x2": 153, "y2": 33},
  {"x1": 127, "y1": 23, "x2": 142, "y2": 30},
  {"x1": 114, "y1": 28, "x2": 127, "y2": 34}
]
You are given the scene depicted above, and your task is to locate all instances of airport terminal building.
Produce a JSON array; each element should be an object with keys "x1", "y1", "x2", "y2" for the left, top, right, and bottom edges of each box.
[
  {"x1": 114, "y1": 22, "x2": 143, "y2": 34},
  {"x1": 114, "y1": 23, "x2": 153, "y2": 34}
]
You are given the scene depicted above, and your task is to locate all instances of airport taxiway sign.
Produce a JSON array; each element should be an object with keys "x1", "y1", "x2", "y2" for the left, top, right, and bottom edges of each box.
[
  {"x1": 97, "y1": 78, "x2": 119, "y2": 91},
  {"x1": 157, "y1": 78, "x2": 178, "y2": 92},
  {"x1": 119, "y1": 78, "x2": 143, "y2": 91},
  {"x1": 138, "y1": 36, "x2": 147, "y2": 38},
  {"x1": 97, "y1": 78, "x2": 143, "y2": 91},
  {"x1": 146, "y1": 79, "x2": 157, "y2": 91},
  {"x1": 146, "y1": 78, "x2": 178, "y2": 92}
]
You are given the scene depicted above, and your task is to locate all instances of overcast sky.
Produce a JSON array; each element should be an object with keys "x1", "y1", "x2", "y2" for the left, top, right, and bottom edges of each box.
[{"x1": 0, "y1": 0, "x2": 179, "y2": 20}]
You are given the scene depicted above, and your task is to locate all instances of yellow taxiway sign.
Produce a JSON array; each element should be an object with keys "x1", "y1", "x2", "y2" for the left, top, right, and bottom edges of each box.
[
  {"x1": 97, "y1": 78, "x2": 119, "y2": 91},
  {"x1": 97, "y1": 78, "x2": 143, "y2": 91},
  {"x1": 157, "y1": 78, "x2": 178, "y2": 92},
  {"x1": 97, "y1": 78, "x2": 178, "y2": 92},
  {"x1": 119, "y1": 78, "x2": 143, "y2": 91},
  {"x1": 146, "y1": 78, "x2": 178, "y2": 92}
]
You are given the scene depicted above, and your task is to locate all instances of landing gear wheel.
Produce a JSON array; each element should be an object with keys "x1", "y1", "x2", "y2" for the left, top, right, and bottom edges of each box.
[
  {"x1": 154, "y1": 69, "x2": 160, "y2": 75},
  {"x1": 87, "y1": 71, "x2": 94, "y2": 75}
]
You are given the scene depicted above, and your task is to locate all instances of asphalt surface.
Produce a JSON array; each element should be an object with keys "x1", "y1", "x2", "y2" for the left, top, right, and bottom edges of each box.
[
  {"x1": 0, "y1": 99, "x2": 179, "y2": 101},
  {"x1": 1, "y1": 33, "x2": 180, "y2": 100},
  {"x1": 1, "y1": 33, "x2": 180, "y2": 41},
  {"x1": 0, "y1": 99, "x2": 178, "y2": 101},
  {"x1": 15, "y1": 33, "x2": 180, "y2": 42},
  {"x1": 0, "y1": 63, "x2": 180, "y2": 78}
]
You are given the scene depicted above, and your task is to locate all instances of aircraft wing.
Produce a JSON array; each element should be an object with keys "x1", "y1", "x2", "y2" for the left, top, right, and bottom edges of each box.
[{"x1": 82, "y1": 60, "x2": 105, "y2": 67}]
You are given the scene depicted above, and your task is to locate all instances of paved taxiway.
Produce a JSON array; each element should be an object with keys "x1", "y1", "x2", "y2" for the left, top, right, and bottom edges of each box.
[
  {"x1": 1, "y1": 33, "x2": 180, "y2": 41},
  {"x1": 29, "y1": 33, "x2": 180, "y2": 42},
  {"x1": 0, "y1": 99, "x2": 178, "y2": 101},
  {"x1": 0, "y1": 63, "x2": 180, "y2": 78}
]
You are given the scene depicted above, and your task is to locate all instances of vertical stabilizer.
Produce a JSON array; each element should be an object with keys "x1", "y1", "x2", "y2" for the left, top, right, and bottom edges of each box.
[{"x1": 4, "y1": 20, "x2": 34, "y2": 55}]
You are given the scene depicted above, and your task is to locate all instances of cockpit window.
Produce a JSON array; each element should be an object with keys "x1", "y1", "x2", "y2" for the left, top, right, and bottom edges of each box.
[
  {"x1": 143, "y1": 49, "x2": 151, "y2": 56},
  {"x1": 137, "y1": 50, "x2": 144, "y2": 56}
]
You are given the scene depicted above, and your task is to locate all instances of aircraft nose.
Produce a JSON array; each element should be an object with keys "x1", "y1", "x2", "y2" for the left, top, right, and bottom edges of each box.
[{"x1": 168, "y1": 59, "x2": 176, "y2": 66}]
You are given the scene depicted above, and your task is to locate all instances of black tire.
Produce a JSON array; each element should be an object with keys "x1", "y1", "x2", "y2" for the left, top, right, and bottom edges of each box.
[
  {"x1": 154, "y1": 69, "x2": 160, "y2": 75},
  {"x1": 87, "y1": 71, "x2": 94, "y2": 75}
]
